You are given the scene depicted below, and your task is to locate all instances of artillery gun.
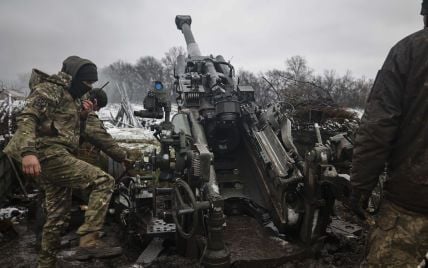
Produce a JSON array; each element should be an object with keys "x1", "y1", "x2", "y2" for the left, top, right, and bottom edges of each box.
[{"x1": 116, "y1": 15, "x2": 353, "y2": 267}]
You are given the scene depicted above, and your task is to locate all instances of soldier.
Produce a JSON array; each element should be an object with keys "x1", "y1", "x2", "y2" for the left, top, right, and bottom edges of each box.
[
  {"x1": 4, "y1": 56, "x2": 121, "y2": 268},
  {"x1": 79, "y1": 88, "x2": 132, "y2": 169},
  {"x1": 350, "y1": 1, "x2": 428, "y2": 266}
]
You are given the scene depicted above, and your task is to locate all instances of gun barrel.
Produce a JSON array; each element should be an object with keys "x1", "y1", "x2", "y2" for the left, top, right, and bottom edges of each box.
[{"x1": 175, "y1": 15, "x2": 201, "y2": 57}]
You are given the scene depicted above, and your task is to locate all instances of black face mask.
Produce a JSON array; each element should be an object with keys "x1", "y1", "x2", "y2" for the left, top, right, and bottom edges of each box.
[
  {"x1": 67, "y1": 63, "x2": 98, "y2": 99},
  {"x1": 68, "y1": 81, "x2": 92, "y2": 99}
]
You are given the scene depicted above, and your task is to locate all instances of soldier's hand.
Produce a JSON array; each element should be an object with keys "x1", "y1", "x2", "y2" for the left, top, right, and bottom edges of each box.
[
  {"x1": 349, "y1": 189, "x2": 368, "y2": 220},
  {"x1": 82, "y1": 99, "x2": 94, "y2": 111},
  {"x1": 22, "y1": 154, "x2": 41, "y2": 177},
  {"x1": 80, "y1": 100, "x2": 94, "y2": 120}
]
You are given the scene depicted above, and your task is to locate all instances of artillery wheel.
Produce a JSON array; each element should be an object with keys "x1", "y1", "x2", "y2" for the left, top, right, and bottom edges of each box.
[{"x1": 172, "y1": 179, "x2": 198, "y2": 239}]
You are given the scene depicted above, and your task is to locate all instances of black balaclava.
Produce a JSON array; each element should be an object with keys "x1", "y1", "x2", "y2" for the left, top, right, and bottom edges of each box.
[{"x1": 61, "y1": 56, "x2": 98, "y2": 99}]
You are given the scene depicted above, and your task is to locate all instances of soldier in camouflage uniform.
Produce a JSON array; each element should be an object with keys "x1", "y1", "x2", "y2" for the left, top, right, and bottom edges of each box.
[
  {"x1": 4, "y1": 56, "x2": 121, "y2": 268},
  {"x1": 350, "y1": 2, "x2": 428, "y2": 267},
  {"x1": 78, "y1": 88, "x2": 130, "y2": 168}
]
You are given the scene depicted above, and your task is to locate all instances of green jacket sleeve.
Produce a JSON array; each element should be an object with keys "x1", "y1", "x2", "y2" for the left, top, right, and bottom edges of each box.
[
  {"x1": 13, "y1": 85, "x2": 61, "y2": 156},
  {"x1": 82, "y1": 112, "x2": 127, "y2": 162},
  {"x1": 350, "y1": 41, "x2": 409, "y2": 194}
]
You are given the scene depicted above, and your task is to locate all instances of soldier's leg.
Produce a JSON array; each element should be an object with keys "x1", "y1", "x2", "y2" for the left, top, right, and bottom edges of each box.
[
  {"x1": 76, "y1": 174, "x2": 114, "y2": 235},
  {"x1": 366, "y1": 200, "x2": 428, "y2": 267},
  {"x1": 41, "y1": 151, "x2": 114, "y2": 236},
  {"x1": 38, "y1": 184, "x2": 71, "y2": 268}
]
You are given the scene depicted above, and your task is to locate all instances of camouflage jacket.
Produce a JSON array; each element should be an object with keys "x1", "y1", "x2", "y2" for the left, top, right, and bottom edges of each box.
[
  {"x1": 4, "y1": 71, "x2": 81, "y2": 161},
  {"x1": 351, "y1": 28, "x2": 428, "y2": 214},
  {"x1": 80, "y1": 112, "x2": 127, "y2": 162}
]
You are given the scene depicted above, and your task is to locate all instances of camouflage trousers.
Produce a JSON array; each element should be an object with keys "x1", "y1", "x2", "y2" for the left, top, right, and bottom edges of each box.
[
  {"x1": 365, "y1": 199, "x2": 428, "y2": 267},
  {"x1": 36, "y1": 148, "x2": 115, "y2": 268}
]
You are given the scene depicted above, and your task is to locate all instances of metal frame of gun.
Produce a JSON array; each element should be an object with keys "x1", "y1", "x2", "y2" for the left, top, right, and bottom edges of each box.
[{"x1": 126, "y1": 15, "x2": 354, "y2": 268}]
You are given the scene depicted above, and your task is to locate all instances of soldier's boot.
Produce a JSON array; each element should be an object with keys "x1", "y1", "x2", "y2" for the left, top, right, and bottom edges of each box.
[{"x1": 68, "y1": 232, "x2": 122, "y2": 260}]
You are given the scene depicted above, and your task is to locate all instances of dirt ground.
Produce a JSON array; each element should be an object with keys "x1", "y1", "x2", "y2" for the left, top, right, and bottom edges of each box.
[{"x1": 0, "y1": 200, "x2": 368, "y2": 268}]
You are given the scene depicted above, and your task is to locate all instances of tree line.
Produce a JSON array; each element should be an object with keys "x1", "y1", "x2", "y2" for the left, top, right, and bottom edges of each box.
[
  {"x1": 99, "y1": 46, "x2": 186, "y2": 104},
  {"x1": 239, "y1": 55, "x2": 372, "y2": 108},
  {"x1": 101, "y1": 49, "x2": 372, "y2": 108},
  {"x1": 2, "y1": 48, "x2": 373, "y2": 109}
]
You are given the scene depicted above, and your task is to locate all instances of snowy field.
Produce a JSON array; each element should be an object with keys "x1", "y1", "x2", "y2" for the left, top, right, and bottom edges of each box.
[
  {"x1": 98, "y1": 103, "x2": 156, "y2": 141},
  {"x1": 96, "y1": 103, "x2": 179, "y2": 151}
]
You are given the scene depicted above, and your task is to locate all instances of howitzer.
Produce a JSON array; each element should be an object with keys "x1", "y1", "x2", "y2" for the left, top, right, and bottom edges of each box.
[{"x1": 126, "y1": 15, "x2": 353, "y2": 267}]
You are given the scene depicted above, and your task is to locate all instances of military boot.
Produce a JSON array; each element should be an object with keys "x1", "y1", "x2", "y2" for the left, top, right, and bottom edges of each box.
[{"x1": 66, "y1": 232, "x2": 122, "y2": 260}]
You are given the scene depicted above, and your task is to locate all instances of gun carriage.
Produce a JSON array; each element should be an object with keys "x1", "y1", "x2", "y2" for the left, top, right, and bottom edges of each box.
[{"x1": 111, "y1": 15, "x2": 354, "y2": 267}]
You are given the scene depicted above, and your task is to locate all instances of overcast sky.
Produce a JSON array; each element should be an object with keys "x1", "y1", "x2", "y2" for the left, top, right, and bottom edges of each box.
[{"x1": 0, "y1": 0, "x2": 423, "y2": 83}]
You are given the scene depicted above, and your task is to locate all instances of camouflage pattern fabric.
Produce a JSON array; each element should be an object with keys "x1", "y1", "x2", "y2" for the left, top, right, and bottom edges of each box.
[
  {"x1": 79, "y1": 112, "x2": 127, "y2": 163},
  {"x1": 3, "y1": 68, "x2": 115, "y2": 267},
  {"x1": 77, "y1": 142, "x2": 110, "y2": 173},
  {"x1": 77, "y1": 142, "x2": 103, "y2": 168},
  {"x1": 28, "y1": 69, "x2": 49, "y2": 91},
  {"x1": 3, "y1": 71, "x2": 80, "y2": 161},
  {"x1": 365, "y1": 200, "x2": 428, "y2": 267},
  {"x1": 37, "y1": 147, "x2": 114, "y2": 268}
]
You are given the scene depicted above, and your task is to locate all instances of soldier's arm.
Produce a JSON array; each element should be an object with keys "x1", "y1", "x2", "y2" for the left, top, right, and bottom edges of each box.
[
  {"x1": 15, "y1": 86, "x2": 59, "y2": 156},
  {"x1": 82, "y1": 113, "x2": 127, "y2": 162},
  {"x1": 351, "y1": 42, "x2": 409, "y2": 195}
]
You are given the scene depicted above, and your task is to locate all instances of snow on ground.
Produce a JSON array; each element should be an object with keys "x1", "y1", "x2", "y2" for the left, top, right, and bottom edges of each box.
[
  {"x1": 99, "y1": 103, "x2": 361, "y2": 150},
  {"x1": 105, "y1": 123, "x2": 154, "y2": 141},
  {"x1": 105, "y1": 123, "x2": 158, "y2": 151},
  {"x1": 97, "y1": 103, "x2": 179, "y2": 151}
]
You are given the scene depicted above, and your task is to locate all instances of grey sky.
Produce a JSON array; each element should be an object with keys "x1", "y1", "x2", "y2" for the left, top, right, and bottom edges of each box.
[{"x1": 0, "y1": 0, "x2": 423, "y2": 84}]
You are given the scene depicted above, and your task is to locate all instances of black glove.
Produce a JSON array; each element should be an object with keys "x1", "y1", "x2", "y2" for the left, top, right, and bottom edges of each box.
[{"x1": 349, "y1": 189, "x2": 368, "y2": 220}]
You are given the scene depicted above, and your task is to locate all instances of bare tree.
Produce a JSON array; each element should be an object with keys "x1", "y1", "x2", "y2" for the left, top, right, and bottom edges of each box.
[
  {"x1": 134, "y1": 56, "x2": 165, "y2": 99},
  {"x1": 286, "y1": 55, "x2": 313, "y2": 81},
  {"x1": 238, "y1": 69, "x2": 273, "y2": 107},
  {"x1": 162, "y1": 47, "x2": 186, "y2": 79},
  {"x1": 102, "y1": 60, "x2": 138, "y2": 102}
]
